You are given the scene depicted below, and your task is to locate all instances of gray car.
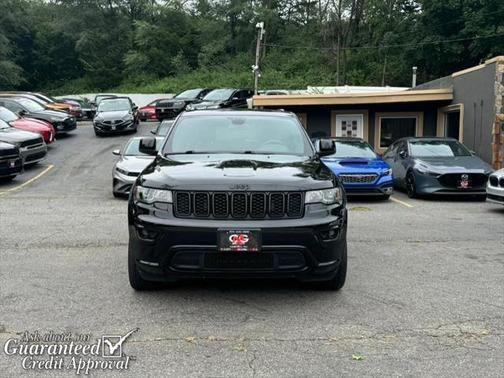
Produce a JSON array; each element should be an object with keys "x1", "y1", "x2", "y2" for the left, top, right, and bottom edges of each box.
[
  {"x1": 383, "y1": 137, "x2": 493, "y2": 198},
  {"x1": 150, "y1": 119, "x2": 174, "y2": 137},
  {"x1": 112, "y1": 137, "x2": 164, "y2": 197}
]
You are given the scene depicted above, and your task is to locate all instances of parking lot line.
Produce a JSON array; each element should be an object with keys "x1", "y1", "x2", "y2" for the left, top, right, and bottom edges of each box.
[
  {"x1": 390, "y1": 196, "x2": 415, "y2": 208},
  {"x1": 0, "y1": 164, "x2": 54, "y2": 197}
]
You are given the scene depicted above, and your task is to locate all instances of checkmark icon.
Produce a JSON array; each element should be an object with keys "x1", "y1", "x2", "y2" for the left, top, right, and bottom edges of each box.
[{"x1": 102, "y1": 328, "x2": 139, "y2": 358}]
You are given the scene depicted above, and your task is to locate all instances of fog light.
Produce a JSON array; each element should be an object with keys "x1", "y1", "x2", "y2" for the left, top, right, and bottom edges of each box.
[{"x1": 384, "y1": 187, "x2": 393, "y2": 194}]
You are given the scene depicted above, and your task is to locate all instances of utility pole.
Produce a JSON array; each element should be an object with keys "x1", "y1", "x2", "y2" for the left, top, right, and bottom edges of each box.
[{"x1": 253, "y1": 22, "x2": 265, "y2": 95}]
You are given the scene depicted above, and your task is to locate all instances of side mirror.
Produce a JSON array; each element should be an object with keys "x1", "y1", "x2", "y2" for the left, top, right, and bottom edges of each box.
[
  {"x1": 112, "y1": 149, "x2": 120, "y2": 156},
  {"x1": 18, "y1": 110, "x2": 27, "y2": 116},
  {"x1": 150, "y1": 130, "x2": 156, "y2": 135},
  {"x1": 139, "y1": 137, "x2": 157, "y2": 155},
  {"x1": 399, "y1": 150, "x2": 408, "y2": 159},
  {"x1": 317, "y1": 139, "x2": 336, "y2": 157},
  {"x1": 132, "y1": 105, "x2": 138, "y2": 111}
]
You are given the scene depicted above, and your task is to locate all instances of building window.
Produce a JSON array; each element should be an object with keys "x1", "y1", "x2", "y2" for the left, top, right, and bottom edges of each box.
[{"x1": 379, "y1": 117, "x2": 417, "y2": 148}]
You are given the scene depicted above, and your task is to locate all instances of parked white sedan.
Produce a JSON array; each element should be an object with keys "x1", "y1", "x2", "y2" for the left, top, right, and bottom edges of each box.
[{"x1": 487, "y1": 169, "x2": 504, "y2": 204}]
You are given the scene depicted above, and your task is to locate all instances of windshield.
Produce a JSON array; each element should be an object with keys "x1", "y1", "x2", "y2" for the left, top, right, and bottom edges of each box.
[
  {"x1": 0, "y1": 119, "x2": 11, "y2": 129},
  {"x1": 164, "y1": 115, "x2": 313, "y2": 156},
  {"x1": 98, "y1": 99, "x2": 130, "y2": 112},
  {"x1": 331, "y1": 140, "x2": 376, "y2": 158},
  {"x1": 0, "y1": 107, "x2": 19, "y2": 122},
  {"x1": 157, "y1": 120, "x2": 174, "y2": 136},
  {"x1": 124, "y1": 139, "x2": 161, "y2": 156},
  {"x1": 202, "y1": 89, "x2": 234, "y2": 101},
  {"x1": 15, "y1": 98, "x2": 45, "y2": 112},
  {"x1": 409, "y1": 140, "x2": 472, "y2": 157},
  {"x1": 175, "y1": 89, "x2": 202, "y2": 99}
]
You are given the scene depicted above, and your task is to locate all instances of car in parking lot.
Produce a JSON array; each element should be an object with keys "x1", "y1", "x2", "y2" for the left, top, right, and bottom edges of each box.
[
  {"x1": 93, "y1": 97, "x2": 139, "y2": 136},
  {"x1": 383, "y1": 137, "x2": 492, "y2": 198},
  {"x1": 128, "y1": 110, "x2": 347, "y2": 291},
  {"x1": 315, "y1": 137, "x2": 393, "y2": 199},
  {"x1": 155, "y1": 88, "x2": 213, "y2": 120},
  {"x1": 139, "y1": 99, "x2": 171, "y2": 121},
  {"x1": 487, "y1": 169, "x2": 504, "y2": 205},
  {"x1": 0, "y1": 106, "x2": 55, "y2": 144},
  {"x1": 0, "y1": 119, "x2": 47, "y2": 166},
  {"x1": 93, "y1": 94, "x2": 117, "y2": 107},
  {"x1": 150, "y1": 119, "x2": 174, "y2": 137},
  {"x1": 0, "y1": 97, "x2": 76, "y2": 135},
  {"x1": 0, "y1": 141, "x2": 22, "y2": 181},
  {"x1": 59, "y1": 97, "x2": 96, "y2": 119},
  {"x1": 186, "y1": 88, "x2": 253, "y2": 111},
  {"x1": 112, "y1": 137, "x2": 164, "y2": 197}
]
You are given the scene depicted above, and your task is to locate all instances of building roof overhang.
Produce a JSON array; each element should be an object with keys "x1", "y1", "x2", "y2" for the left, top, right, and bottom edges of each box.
[{"x1": 253, "y1": 88, "x2": 453, "y2": 107}]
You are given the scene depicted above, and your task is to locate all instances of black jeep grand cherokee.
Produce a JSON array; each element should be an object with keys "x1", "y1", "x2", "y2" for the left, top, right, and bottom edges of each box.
[{"x1": 128, "y1": 110, "x2": 348, "y2": 290}]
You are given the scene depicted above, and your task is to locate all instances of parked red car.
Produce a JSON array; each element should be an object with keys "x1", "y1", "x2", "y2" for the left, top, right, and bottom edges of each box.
[
  {"x1": 139, "y1": 99, "x2": 169, "y2": 121},
  {"x1": 0, "y1": 106, "x2": 55, "y2": 144}
]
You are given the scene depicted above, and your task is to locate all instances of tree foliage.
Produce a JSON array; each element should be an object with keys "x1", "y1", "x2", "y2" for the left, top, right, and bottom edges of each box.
[{"x1": 0, "y1": 0, "x2": 502, "y2": 93}]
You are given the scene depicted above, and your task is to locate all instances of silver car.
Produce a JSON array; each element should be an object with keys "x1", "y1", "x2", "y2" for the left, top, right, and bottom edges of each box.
[
  {"x1": 112, "y1": 137, "x2": 164, "y2": 197},
  {"x1": 487, "y1": 169, "x2": 504, "y2": 205}
]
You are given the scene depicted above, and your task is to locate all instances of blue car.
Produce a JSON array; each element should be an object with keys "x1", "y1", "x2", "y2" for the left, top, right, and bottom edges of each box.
[{"x1": 315, "y1": 138, "x2": 394, "y2": 199}]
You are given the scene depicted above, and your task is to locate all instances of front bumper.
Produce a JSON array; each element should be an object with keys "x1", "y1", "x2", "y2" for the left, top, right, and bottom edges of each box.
[
  {"x1": 53, "y1": 119, "x2": 77, "y2": 134},
  {"x1": 113, "y1": 171, "x2": 137, "y2": 195},
  {"x1": 0, "y1": 156, "x2": 22, "y2": 177},
  {"x1": 414, "y1": 172, "x2": 488, "y2": 196},
  {"x1": 129, "y1": 201, "x2": 347, "y2": 282},
  {"x1": 486, "y1": 183, "x2": 504, "y2": 204},
  {"x1": 20, "y1": 144, "x2": 47, "y2": 165},
  {"x1": 343, "y1": 175, "x2": 393, "y2": 196}
]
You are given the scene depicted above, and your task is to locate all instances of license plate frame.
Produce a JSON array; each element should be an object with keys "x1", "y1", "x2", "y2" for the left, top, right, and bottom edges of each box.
[{"x1": 218, "y1": 229, "x2": 262, "y2": 252}]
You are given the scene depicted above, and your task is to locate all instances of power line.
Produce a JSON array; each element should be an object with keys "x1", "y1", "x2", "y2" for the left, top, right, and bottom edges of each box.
[{"x1": 263, "y1": 32, "x2": 504, "y2": 52}]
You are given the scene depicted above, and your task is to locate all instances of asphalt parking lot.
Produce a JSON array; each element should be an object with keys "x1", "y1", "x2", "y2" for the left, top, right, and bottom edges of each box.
[{"x1": 0, "y1": 121, "x2": 503, "y2": 376}]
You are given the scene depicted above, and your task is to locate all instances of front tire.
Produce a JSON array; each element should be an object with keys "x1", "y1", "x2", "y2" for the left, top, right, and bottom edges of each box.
[
  {"x1": 314, "y1": 242, "x2": 347, "y2": 291},
  {"x1": 128, "y1": 244, "x2": 156, "y2": 290},
  {"x1": 406, "y1": 171, "x2": 417, "y2": 198}
]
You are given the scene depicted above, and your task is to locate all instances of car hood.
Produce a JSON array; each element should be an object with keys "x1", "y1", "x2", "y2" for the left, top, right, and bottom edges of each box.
[
  {"x1": 139, "y1": 154, "x2": 334, "y2": 191},
  {"x1": 414, "y1": 156, "x2": 493, "y2": 173},
  {"x1": 31, "y1": 109, "x2": 69, "y2": 121},
  {"x1": 322, "y1": 156, "x2": 389, "y2": 174},
  {"x1": 11, "y1": 118, "x2": 52, "y2": 131},
  {"x1": 95, "y1": 110, "x2": 131, "y2": 121},
  {"x1": 0, "y1": 128, "x2": 41, "y2": 144},
  {"x1": 117, "y1": 156, "x2": 156, "y2": 173}
]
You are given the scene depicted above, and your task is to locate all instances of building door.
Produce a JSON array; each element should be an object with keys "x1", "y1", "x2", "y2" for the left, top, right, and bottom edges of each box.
[
  {"x1": 445, "y1": 111, "x2": 461, "y2": 140},
  {"x1": 335, "y1": 115, "x2": 364, "y2": 138}
]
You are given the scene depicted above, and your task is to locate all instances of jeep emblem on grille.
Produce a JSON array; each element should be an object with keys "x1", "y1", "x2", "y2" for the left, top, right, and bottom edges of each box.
[{"x1": 230, "y1": 184, "x2": 250, "y2": 190}]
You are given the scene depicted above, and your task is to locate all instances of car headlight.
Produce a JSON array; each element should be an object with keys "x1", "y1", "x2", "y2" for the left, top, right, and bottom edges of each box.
[
  {"x1": 415, "y1": 166, "x2": 439, "y2": 176},
  {"x1": 305, "y1": 187, "x2": 342, "y2": 205},
  {"x1": 186, "y1": 104, "x2": 194, "y2": 111},
  {"x1": 382, "y1": 168, "x2": 392, "y2": 176},
  {"x1": 123, "y1": 115, "x2": 134, "y2": 121},
  {"x1": 134, "y1": 186, "x2": 172, "y2": 204},
  {"x1": 173, "y1": 101, "x2": 185, "y2": 108},
  {"x1": 116, "y1": 167, "x2": 129, "y2": 175}
]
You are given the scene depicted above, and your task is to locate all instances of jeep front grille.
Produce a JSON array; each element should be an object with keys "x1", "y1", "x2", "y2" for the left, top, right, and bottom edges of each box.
[{"x1": 173, "y1": 191, "x2": 304, "y2": 219}]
